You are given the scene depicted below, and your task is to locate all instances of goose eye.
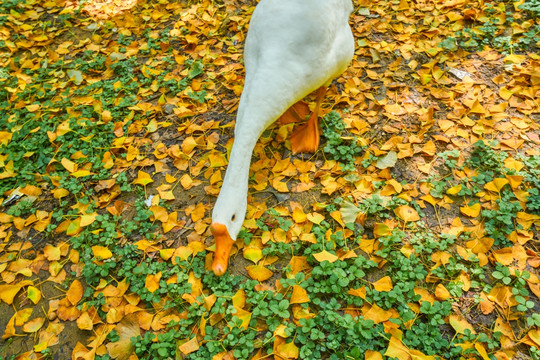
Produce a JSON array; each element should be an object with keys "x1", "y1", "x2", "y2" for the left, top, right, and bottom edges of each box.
[{"x1": 231, "y1": 214, "x2": 236, "y2": 221}]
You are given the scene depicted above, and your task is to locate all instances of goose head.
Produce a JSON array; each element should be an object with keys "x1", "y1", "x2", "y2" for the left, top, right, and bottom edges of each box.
[{"x1": 210, "y1": 187, "x2": 247, "y2": 276}]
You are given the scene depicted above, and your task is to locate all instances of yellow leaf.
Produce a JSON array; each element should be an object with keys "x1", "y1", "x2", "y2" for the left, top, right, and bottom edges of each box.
[
  {"x1": 373, "y1": 276, "x2": 393, "y2": 292},
  {"x1": 528, "y1": 328, "x2": 540, "y2": 347},
  {"x1": 43, "y1": 245, "x2": 61, "y2": 261},
  {"x1": 364, "y1": 303, "x2": 393, "y2": 324},
  {"x1": 307, "y1": 212, "x2": 325, "y2": 224},
  {"x1": 449, "y1": 315, "x2": 475, "y2": 334},
  {"x1": 460, "y1": 203, "x2": 481, "y2": 217},
  {"x1": 0, "y1": 282, "x2": 30, "y2": 305},
  {"x1": 209, "y1": 152, "x2": 227, "y2": 167},
  {"x1": 105, "y1": 316, "x2": 141, "y2": 360},
  {"x1": 246, "y1": 265, "x2": 273, "y2": 282},
  {"x1": 61, "y1": 158, "x2": 77, "y2": 173},
  {"x1": 22, "y1": 317, "x2": 45, "y2": 333},
  {"x1": 162, "y1": 211, "x2": 179, "y2": 234},
  {"x1": 484, "y1": 178, "x2": 509, "y2": 193},
  {"x1": 446, "y1": 184, "x2": 462, "y2": 195},
  {"x1": 474, "y1": 343, "x2": 491, "y2": 360},
  {"x1": 374, "y1": 223, "x2": 392, "y2": 238},
  {"x1": 292, "y1": 207, "x2": 307, "y2": 223},
  {"x1": 272, "y1": 176, "x2": 289, "y2": 193},
  {"x1": 434, "y1": 284, "x2": 451, "y2": 301},
  {"x1": 92, "y1": 246, "x2": 113, "y2": 260},
  {"x1": 243, "y1": 247, "x2": 263, "y2": 264},
  {"x1": 132, "y1": 171, "x2": 153, "y2": 186},
  {"x1": 347, "y1": 287, "x2": 366, "y2": 299},
  {"x1": 80, "y1": 213, "x2": 97, "y2": 227},
  {"x1": 27, "y1": 286, "x2": 41, "y2": 304},
  {"x1": 365, "y1": 350, "x2": 384, "y2": 360},
  {"x1": 67, "y1": 280, "x2": 83, "y2": 306},
  {"x1": 160, "y1": 249, "x2": 175, "y2": 261},
  {"x1": 313, "y1": 250, "x2": 338, "y2": 263},
  {"x1": 172, "y1": 246, "x2": 194, "y2": 263},
  {"x1": 276, "y1": 342, "x2": 299, "y2": 359},
  {"x1": 72, "y1": 169, "x2": 92, "y2": 178},
  {"x1": 77, "y1": 312, "x2": 94, "y2": 331},
  {"x1": 66, "y1": 218, "x2": 82, "y2": 236},
  {"x1": 150, "y1": 206, "x2": 168, "y2": 222},
  {"x1": 179, "y1": 337, "x2": 199, "y2": 355},
  {"x1": 145, "y1": 273, "x2": 162, "y2": 293},
  {"x1": 340, "y1": 200, "x2": 362, "y2": 224},
  {"x1": 384, "y1": 335, "x2": 410, "y2": 360},
  {"x1": 15, "y1": 308, "x2": 33, "y2": 326},
  {"x1": 290, "y1": 285, "x2": 309, "y2": 304},
  {"x1": 232, "y1": 289, "x2": 246, "y2": 308},
  {"x1": 180, "y1": 174, "x2": 194, "y2": 189},
  {"x1": 394, "y1": 205, "x2": 420, "y2": 222}
]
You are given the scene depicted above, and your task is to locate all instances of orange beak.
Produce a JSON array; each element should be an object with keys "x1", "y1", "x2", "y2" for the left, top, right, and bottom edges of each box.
[{"x1": 211, "y1": 223, "x2": 235, "y2": 276}]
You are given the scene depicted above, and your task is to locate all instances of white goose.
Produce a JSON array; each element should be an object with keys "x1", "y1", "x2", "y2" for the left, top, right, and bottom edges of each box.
[{"x1": 211, "y1": 0, "x2": 355, "y2": 276}]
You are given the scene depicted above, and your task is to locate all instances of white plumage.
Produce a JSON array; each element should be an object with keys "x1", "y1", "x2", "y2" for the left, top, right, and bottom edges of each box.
[{"x1": 211, "y1": 0, "x2": 355, "y2": 276}]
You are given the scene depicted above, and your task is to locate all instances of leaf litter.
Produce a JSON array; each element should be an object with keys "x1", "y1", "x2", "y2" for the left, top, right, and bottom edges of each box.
[{"x1": 0, "y1": 0, "x2": 539, "y2": 359}]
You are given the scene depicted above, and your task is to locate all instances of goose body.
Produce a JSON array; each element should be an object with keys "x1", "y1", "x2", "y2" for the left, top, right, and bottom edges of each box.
[{"x1": 211, "y1": 0, "x2": 355, "y2": 275}]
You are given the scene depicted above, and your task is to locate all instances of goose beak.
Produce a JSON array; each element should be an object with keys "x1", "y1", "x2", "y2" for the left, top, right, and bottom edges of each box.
[{"x1": 211, "y1": 223, "x2": 235, "y2": 276}]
